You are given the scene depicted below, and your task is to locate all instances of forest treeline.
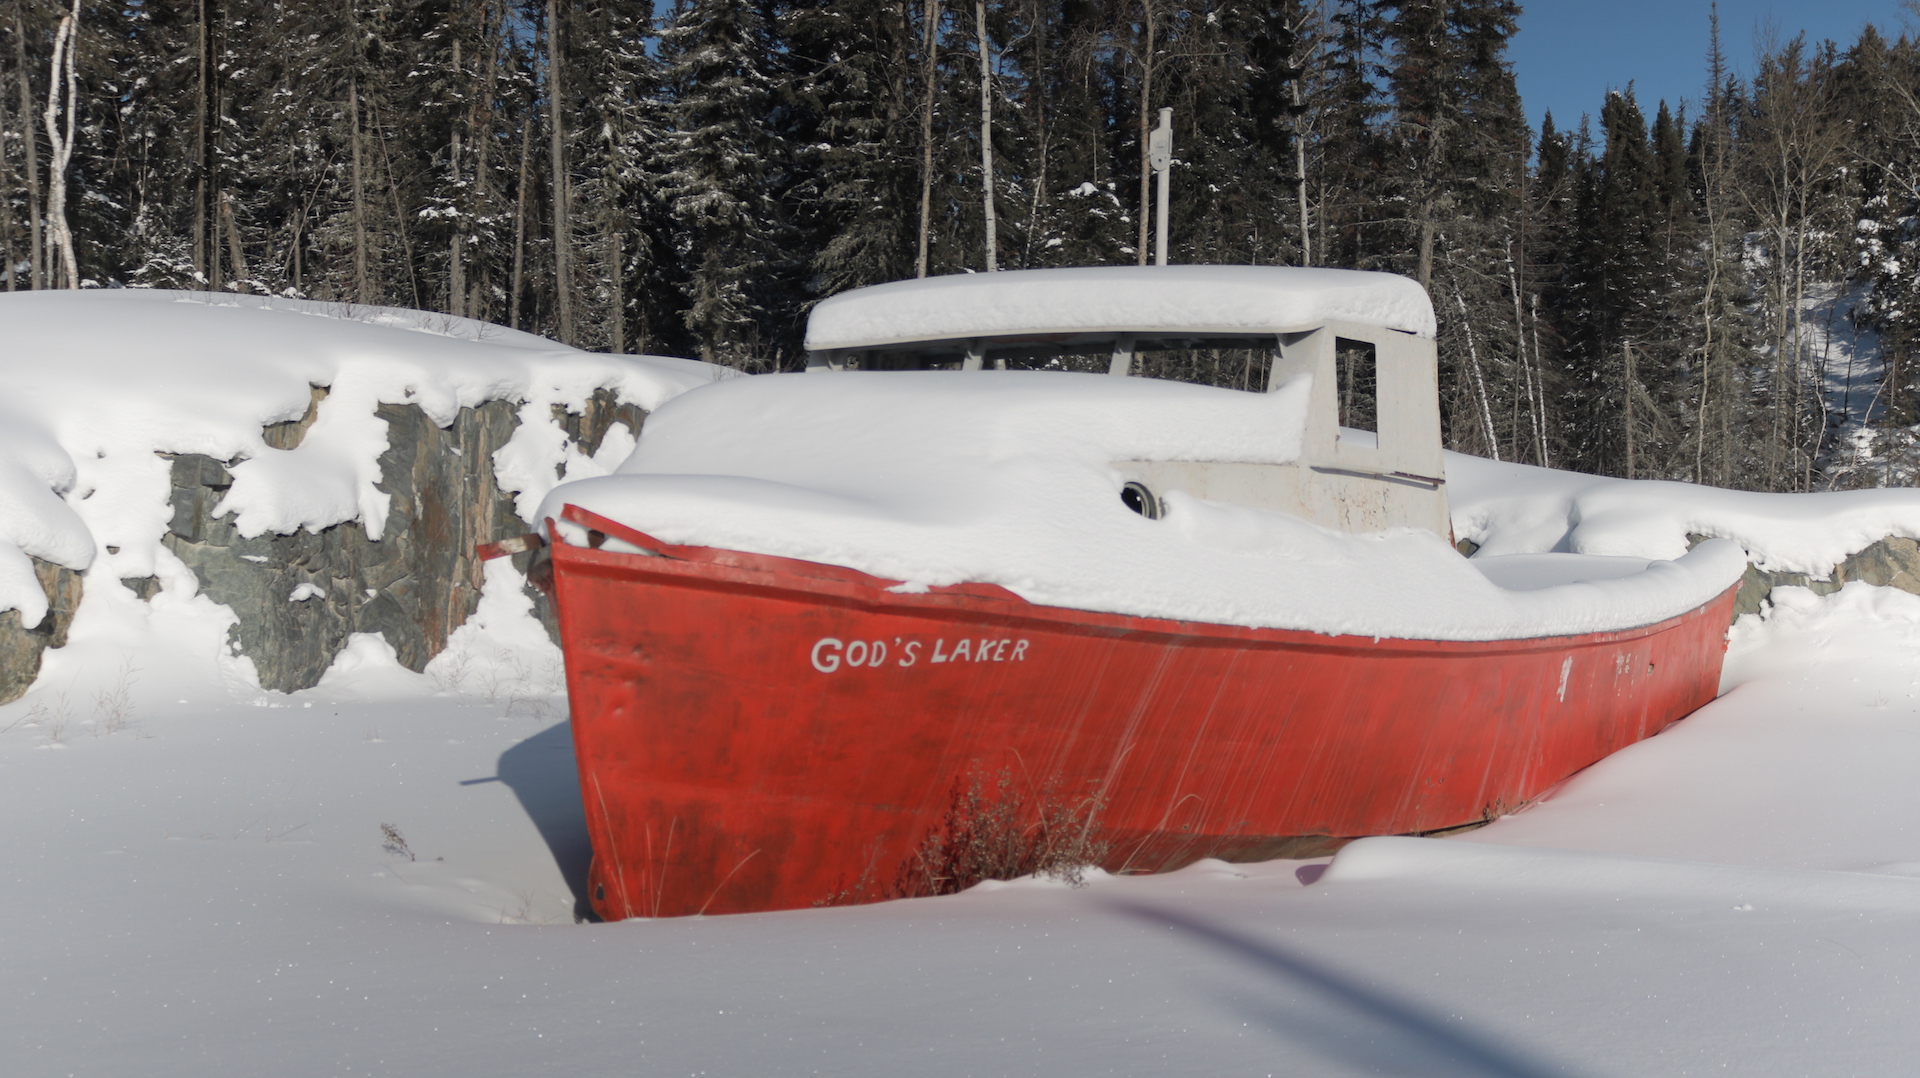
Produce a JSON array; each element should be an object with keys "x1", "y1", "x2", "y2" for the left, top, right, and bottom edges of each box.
[{"x1": 5, "y1": 0, "x2": 1920, "y2": 491}]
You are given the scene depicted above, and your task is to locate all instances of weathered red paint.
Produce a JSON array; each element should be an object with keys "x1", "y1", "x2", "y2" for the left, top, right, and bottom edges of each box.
[{"x1": 549, "y1": 505, "x2": 1737, "y2": 920}]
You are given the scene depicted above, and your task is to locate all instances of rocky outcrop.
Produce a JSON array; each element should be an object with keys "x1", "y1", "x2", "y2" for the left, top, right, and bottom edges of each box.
[
  {"x1": 0, "y1": 557, "x2": 83, "y2": 703},
  {"x1": 1722, "y1": 535, "x2": 1920, "y2": 617},
  {"x1": 155, "y1": 389, "x2": 641, "y2": 693},
  {"x1": 0, "y1": 386, "x2": 641, "y2": 702}
]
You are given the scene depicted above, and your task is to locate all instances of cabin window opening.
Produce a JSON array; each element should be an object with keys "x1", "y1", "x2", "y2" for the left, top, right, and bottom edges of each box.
[
  {"x1": 1132, "y1": 344, "x2": 1273, "y2": 393},
  {"x1": 859, "y1": 349, "x2": 965, "y2": 371},
  {"x1": 1335, "y1": 338, "x2": 1378, "y2": 432},
  {"x1": 1001, "y1": 350, "x2": 1110, "y2": 374}
]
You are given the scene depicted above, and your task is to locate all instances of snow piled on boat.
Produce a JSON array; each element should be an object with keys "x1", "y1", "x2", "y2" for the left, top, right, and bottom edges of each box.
[
  {"x1": 1450, "y1": 452, "x2": 1920, "y2": 574},
  {"x1": 539, "y1": 370, "x2": 1746, "y2": 641},
  {"x1": 0, "y1": 289, "x2": 721, "y2": 628},
  {"x1": 804, "y1": 265, "x2": 1439, "y2": 348}
]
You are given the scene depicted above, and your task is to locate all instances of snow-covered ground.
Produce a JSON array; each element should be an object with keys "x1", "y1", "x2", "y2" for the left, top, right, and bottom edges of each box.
[
  {"x1": 12, "y1": 292, "x2": 1920, "y2": 1075},
  {"x1": 7, "y1": 566, "x2": 1920, "y2": 1076}
]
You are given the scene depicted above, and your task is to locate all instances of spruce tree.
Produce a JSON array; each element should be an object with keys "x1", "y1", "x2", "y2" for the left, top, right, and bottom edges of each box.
[
  {"x1": 782, "y1": 0, "x2": 919, "y2": 298},
  {"x1": 657, "y1": 0, "x2": 782, "y2": 368}
]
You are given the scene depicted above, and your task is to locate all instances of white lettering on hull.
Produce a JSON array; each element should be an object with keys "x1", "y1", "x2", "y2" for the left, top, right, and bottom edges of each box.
[{"x1": 810, "y1": 635, "x2": 1032, "y2": 673}]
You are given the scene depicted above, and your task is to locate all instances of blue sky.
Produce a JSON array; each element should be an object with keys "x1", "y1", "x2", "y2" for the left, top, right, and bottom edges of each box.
[{"x1": 1511, "y1": 0, "x2": 1908, "y2": 131}]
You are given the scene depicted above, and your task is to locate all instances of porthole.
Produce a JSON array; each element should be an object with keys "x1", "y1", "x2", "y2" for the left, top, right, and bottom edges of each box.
[{"x1": 1121, "y1": 481, "x2": 1162, "y2": 520}]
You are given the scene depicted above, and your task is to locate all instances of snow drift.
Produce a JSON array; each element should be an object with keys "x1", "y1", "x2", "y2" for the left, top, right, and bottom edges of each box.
[{"x1": 1450, "y1": 452, "x2": 1920, "y2": 575}]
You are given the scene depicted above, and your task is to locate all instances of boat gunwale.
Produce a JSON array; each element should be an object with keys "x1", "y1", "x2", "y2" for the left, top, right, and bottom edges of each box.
[{"x1": 551, "y1": 503, "x2": 1739, "y2": 660}]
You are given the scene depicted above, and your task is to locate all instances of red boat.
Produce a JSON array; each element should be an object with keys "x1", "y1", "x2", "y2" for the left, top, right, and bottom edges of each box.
[{"x1": 528, "y1": 267, "x2": 1743, "y2": 920}]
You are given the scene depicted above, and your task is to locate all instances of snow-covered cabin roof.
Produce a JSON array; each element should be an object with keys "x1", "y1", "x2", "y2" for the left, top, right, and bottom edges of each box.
[{"x1": 804, "y1": 266, "x2": 1437, "y2": 352}]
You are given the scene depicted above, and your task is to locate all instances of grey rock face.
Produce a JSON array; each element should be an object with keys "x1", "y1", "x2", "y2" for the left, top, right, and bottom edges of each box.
[
  {"x1": 0, "y1": 558, "x2": 83, "y2": 704},
  {"x1": 0, "y1": 387, "x2": 644, "y2": 701},
  {"x1": 160, "y1": 398, "x2": 525, "y2": 690},
  {"x1": 159, "y1": 390, "x2": 642, "y2": 692},
  {"x1": 1727, "y1": 535, "x2": 1920, "y2": 618},
  {"x1": 158, "y1": 389, "x2": 642, "y2": 693}
]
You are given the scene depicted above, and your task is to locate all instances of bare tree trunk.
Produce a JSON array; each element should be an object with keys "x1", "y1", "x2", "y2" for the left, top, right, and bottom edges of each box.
[
  {"x1": 1623, "y1": 340, "x2": 1637, "y2": 480},
  {"x1": 1529, "y1": 292, "x2": 1550, "y2": 467},
  {"x1": 608, "y1": 227, "x2": 624, "y2": 353},
  {"x1": 204, "y1": 0, "x2": 226, "y2": 290},
  {"x1": 221, "y1": 191, "x2": 248, "y2": 285},
  {"x1": 1792, "y1": 208, "x2": 1815, "y2": 490},
  {"x1": 192, "y1": 0, "x2": 207, "y2": 285},
  {"x1": 1454, "y1": 285, "x2": 1498, "y2": 460},
  {"x1": 42, "y1": 0, "x2": 78, "y2": 290},
  {"x1": 470, "y1": 0, "x2": 503, "y2": 320},
  {"x1": 546, "y1": 0, "x2": 573, "y2": 343},
  {"x1": 1769, "y1": 217, "x2": 1789, "y2": 486},
  {"x1": 1023, "y1": 0, "x2": 1046, "y2": 267},
  {"x1": 449, "y1": 37, "x2": 466, "y2": 318},
  {"x1": 372, "y1": 102, "x2": 421, "y2": 309},
  {"x1": 1696, "y1": 207, "x2": 1720, "y2": 484},
  {"x1": 1135, "y1": 0, "x2": 1157, "y2": 266},
  {"x1": 1696, "y1": 5, "x2": 1727, "y2": 485},
  {"x1": 915, "y1": 0, "x2": 938, "y2": 278},
  {"x1": 975, "y1": 0, "x2": 995, "y2": 272},
  {"x1": 510, "y1": 106, "x2": 531, "y2": 329},
  {"x1": 349, "y1": 77, "x2": 369, "y2": 304},
  {"x1": 1292, "y1": 81, "x2": 1309, "y2": 265},
  {"x1": 1415, "y1": 206, "x2": 1433, "y2": 291},
  {"x1": 15, "y1": 2, "x2": 40, "y2": 288},
  {"x1": 0, "y1": 30, "x2": 15, "y2": 292},
  {"x1": 1506, "y1": 252, "x2": 1541, "y2": 464}
]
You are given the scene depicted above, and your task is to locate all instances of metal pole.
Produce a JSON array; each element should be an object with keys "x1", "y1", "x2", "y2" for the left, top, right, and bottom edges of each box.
[{"x1": 1150, "y1": 107, "x2": 1172, "y2": 266}]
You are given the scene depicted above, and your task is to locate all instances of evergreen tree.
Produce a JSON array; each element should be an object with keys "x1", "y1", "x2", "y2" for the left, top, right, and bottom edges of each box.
[
  {"x1": 657, "y1": 0, "x2": 782, "y2": 368},
  {"x1": 782, "y1": 0, "x2": 919, "y2": 298}
]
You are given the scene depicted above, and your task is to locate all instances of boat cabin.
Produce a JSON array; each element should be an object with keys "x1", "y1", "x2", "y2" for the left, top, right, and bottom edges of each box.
[{"x1": 803, "y1": 265, "x2": 1448, "y2": 539}]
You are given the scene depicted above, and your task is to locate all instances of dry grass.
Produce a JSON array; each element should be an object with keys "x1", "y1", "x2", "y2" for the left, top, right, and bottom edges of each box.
[
  {"x1": 91, "y1": 659, "x2": 137, "y2": 735},
  {"x1": 380, "y1": 823, "x2": 415, "y2": 862},
  {"x1": 893, "y1": 768, "x2": 1110, "y2": 899}
]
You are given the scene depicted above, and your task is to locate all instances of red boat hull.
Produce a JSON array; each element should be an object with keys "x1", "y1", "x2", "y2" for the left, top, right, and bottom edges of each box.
[{"x1": 548, "y1": 507, "x2": 1736, "y2": 919}]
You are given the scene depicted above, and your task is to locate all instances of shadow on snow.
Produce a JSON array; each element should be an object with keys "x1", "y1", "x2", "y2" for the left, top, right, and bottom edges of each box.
[{"x1": 466, "y1": 720, "x2": 597, "y2": 922}]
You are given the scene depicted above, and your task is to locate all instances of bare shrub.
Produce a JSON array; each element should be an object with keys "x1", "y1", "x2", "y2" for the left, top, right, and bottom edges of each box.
[
  {"x1": 24, "y1": 693, "x2": 75, "y2": 746},
  {"x1": 91, "y1": 659, "x2": 137, "y2": 735},
  {"x1": 380, "y1": 823, "x2": 415, "y2": 862},
  {"x1": 893, "y1": 769, "x2": 1109, "y2": 899}
]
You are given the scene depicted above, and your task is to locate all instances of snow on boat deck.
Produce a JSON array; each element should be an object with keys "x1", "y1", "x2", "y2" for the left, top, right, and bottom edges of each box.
[{"x1": 541, "y1": 369, "x2": 1747, "y2": 642}]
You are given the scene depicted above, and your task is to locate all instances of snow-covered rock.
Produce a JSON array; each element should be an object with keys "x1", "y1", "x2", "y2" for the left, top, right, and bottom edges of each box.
[
  {"x1": 0, "y1": 290, "x2": 723, "y2": 699},
  {"x1": 1449, "y1": 451, "x2": 1920, "y2": 612}
]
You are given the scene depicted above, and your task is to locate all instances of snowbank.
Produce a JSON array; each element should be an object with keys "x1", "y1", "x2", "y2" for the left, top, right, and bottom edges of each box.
[
  {"x1": 804, "y1": 265, "x2": 1438, "y2": 350},
  {"x1": 7, "y1": 533, "x2": 1920, "y2": 1076},
  {"x1": 1450, "y1": 452, "x2": 1920, "y2": 575},
  {"x1": 0, "y1": 290, "x2": 723, "y2": 629},
  {"x1": 539, "y1": 370, "x2": 1745, "y2": 641}
]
